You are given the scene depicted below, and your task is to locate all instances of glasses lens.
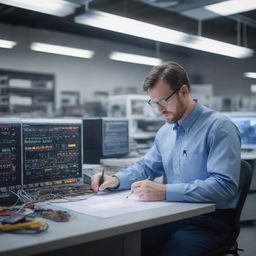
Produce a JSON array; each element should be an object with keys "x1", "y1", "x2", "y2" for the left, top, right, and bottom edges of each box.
[
  {"x1": 148, "y1": 100, "x2": 157, "y2": 110},
  {"x1": 158, "y1": 100, "x2": 167, "y2": 107}
]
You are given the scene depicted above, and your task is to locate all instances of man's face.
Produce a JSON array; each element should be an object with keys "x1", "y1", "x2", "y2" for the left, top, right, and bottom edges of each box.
[{"x1": 148, "y1": 80, "x2": 187, "y2": 124}]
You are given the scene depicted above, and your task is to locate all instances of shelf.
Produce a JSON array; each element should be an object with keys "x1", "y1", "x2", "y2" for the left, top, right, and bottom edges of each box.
[
  {"x1": 0, "y1": 69, "x2": 55, "y2": 115},
  {"x1": 7, "y1": 87, "x2": 54, "y2": 96}
]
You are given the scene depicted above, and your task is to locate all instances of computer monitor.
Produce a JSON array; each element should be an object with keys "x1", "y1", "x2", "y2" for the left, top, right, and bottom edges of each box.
[
  {"x1": 22, "y1": 119, "x2": 82, "y2": 187},
  {"x1": 226, "y1": 113, "x2": 256, "y2": 150},
  {"x1": 83, "y1": 118, "x2": 129, "y2": 163},
  {"x1": 0, "y1": 119, "x2": 22, "y2": 190}
]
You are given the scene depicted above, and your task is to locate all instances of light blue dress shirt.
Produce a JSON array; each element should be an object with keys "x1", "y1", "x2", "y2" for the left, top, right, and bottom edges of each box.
[{"x1": 115, "y1": 103, "x2": 241, "y2": 209}]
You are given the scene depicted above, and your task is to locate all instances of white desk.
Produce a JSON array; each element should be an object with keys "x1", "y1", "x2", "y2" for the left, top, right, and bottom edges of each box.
[
  {"x1": 0, "y1": 200, "x2": 215, "y2": 256},
  {"x1": 241, "y1": 151, "x2": 256, "y2": 160}
]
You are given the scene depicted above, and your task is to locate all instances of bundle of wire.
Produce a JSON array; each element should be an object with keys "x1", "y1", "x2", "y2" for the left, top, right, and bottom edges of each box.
[
  {"x1": 0, "y1": 220, "x2": 48, "y2": 234},
  {"x1": 8, "y1": 185, "x2": 94, "y2": 205}
]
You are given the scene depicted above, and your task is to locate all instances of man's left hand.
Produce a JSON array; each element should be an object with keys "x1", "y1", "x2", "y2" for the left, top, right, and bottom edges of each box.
[{"x1": 131, "y1": 180, "x2": 166, "y2": 201}]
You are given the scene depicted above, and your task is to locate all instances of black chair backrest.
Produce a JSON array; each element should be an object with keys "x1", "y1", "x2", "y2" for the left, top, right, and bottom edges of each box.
[
  {"x1": 230, "y1": 160, "x2": 253, "y2": 237},
  {"x1": 204, "y1": 160, "x2": 253, "y2": 256}
]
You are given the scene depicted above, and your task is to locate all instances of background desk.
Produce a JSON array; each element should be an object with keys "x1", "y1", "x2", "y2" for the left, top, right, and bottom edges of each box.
[{"x1": 0, "y1": 201, "x2": 214, "y2": 256}]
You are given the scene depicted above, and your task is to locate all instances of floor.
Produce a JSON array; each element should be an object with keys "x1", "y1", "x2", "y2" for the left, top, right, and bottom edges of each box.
[{"x1": 237, "y1": 222, "x2": 256, "y2": 255}]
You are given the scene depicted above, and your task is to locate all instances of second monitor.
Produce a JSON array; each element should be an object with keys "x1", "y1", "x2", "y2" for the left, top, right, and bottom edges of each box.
[
  {"x1": 226, "y1": 113, "x2": 256, "y2": 151},
  {"x1": 83, "y1": 118, "x2": 129, "y2": 164}
]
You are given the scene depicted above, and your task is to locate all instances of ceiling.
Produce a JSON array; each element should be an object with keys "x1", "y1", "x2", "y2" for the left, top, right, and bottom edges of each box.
[{"x1": 0, "y1": 0, "x2": 256, "y2": 55}]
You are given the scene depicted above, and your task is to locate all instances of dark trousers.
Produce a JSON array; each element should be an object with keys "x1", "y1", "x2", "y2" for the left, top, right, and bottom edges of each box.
[{"x1": 141, "y1": 212, "x2": 232, "y2": 256}]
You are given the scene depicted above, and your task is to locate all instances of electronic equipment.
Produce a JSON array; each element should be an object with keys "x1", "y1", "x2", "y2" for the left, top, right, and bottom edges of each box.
[
  {"x1": 34, "y1": 208, "x2": 71, "y2": 222},
  {"x1": 226, "y1": 113, "x2": 256, "y2": 150},
  {"x1": 83, "y1": 118, "x2": 129, "y2": 163},
  {"x1": 82, "y1": 164, "x2": 103, "y2": 184},
  {"x1": 0, "y1": 119, "x2": 22, "y2": 204},
  {"x1": 22, "y1": 119, "x2": 82, "y2": 187},
  {"x1": 1, "y1": 212, "x2": 26, "y2": 224}
]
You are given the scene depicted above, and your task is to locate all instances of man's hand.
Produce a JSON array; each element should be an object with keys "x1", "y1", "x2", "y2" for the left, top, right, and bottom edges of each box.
[
  {"x1": 131, "y1": 180, "x2": 166, "y2": 201},
  {"x1": 91, "y1": 173, "x2": 120, "y2": 192}
]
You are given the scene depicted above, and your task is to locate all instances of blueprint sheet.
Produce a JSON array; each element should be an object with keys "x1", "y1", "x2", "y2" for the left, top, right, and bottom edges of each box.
[{"x1": 49, "y1": 190, "x2": 172, "y2": 218}]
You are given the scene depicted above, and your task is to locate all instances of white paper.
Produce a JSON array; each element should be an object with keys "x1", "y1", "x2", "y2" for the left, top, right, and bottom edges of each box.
[{"x1": 49, "y1": 190, "x2": 172, "y2": 218}]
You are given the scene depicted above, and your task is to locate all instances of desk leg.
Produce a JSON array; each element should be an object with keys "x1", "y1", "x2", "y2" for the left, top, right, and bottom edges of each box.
[{"x1": 123, "y1": 230, "x2": 141, "y2": 256}]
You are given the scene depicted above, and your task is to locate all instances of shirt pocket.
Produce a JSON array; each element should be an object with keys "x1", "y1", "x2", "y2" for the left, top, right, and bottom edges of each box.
[{"x1": 181, "y1": 151, "x2": 208, "y2": 182}]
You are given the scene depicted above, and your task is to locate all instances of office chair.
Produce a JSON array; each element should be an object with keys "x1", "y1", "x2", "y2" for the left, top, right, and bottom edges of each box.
[{"x1": 205, "y1": 160, "x2": 253, "y2": 256}]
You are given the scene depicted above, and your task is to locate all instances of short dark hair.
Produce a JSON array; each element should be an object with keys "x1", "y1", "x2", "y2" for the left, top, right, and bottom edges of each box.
[{"x1": 143, "y1": 61, "x2": 190, "y2": 92}]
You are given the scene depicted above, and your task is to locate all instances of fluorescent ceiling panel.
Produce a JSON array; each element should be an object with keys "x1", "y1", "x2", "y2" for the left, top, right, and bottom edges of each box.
[
  {"x1": 0, "y1": 39, "x2": 16, "y2": 48},
  {"x1": 181, "y1": 8, "x2": 220, "y2": 20},
  {"x1": 178, "y1": 36, "x2": 251, "y2": 59},
  {"x1": 0, "y1": 0, "x2": 79, "y2": 17},
  {"x1": 76, "y1": 11, "x2": 187, "y2": 46},
  {"x1": 205, "y1": 0, "x2": 256, "y2": 16},
  {"x1": 244, "y1": 72, "x2": 256, "y2": 79},
  {"x1": 250, "y1": 84, "x2": 256, "y2": 93},
  {"x1": 109, "y1": 52, "x2": 162, "y2": 66},
  {"x1": 30, "y1": 42, "x2": 94, "y2": 59},
  {"x1": 75, "y1": 10, "x2": 254, "y2": 59}
]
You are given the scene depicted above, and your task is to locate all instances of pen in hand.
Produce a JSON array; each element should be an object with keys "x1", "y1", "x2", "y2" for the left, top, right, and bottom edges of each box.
[
  {"x1": 98, "y1": 168, "x2": 105, "y2": 189},
  {"x1": 126, "y1": 176, "x2": 154, "y2": 198}
]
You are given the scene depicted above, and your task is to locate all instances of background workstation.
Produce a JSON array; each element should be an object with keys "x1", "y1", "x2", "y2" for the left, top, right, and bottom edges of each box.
[{"x1": 0, "y1": 0, "x2": 256, "y2": 255}]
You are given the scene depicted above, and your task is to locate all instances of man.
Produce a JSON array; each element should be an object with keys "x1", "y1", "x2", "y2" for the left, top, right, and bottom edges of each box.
[{"x1": 92, "y1": 62, "x2": 241, "y2": 256}]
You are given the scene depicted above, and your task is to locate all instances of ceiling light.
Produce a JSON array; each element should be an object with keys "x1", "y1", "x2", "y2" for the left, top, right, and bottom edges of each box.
[
  {"x1": 0, "y1": 39, "x2": 16, "y2": 48},
  {"x1": 244, "y1": 72, "x2": 256, "y2": 79},
  {"x1": 250, "y1": 85, "x2": 256, "y2": 93},
  {"x1": 0, "y1": 0, "x2": 78, "y2": 17},
  {"x1": 109, "y1": 51, "x2": 162, "y2": 66},
  {"x1": 204, "y1": 0, "x2": 256, "y2": 16},
  {"x1": 30, "y1": 42, "x2": 94, "y2": 59},
  {"x1": 75, "y1": 10, "x2": 254, "y2": 59},
  {"x1": 178, "y1": 35, "x2": 252, "y2": 58},
  {"x1": 75, "y1": 11, "x2": 188, "y2": 45}
]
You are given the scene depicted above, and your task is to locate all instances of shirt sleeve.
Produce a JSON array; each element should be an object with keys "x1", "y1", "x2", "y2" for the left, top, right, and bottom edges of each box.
[
  {"x1": 166, "y1": 120, "x2": 241, "y2": 203},
  {"x1": 114, "y1": 136, "x2": 165, "y2": 190}
]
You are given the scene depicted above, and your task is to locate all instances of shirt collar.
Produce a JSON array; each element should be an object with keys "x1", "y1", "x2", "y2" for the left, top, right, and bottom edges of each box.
[
  {"x1": 179, "y1": 102, "x2": 203, "y2": 132},
  {"x1": 173, "y1": 123, "x2": 180, "y2": 131}
]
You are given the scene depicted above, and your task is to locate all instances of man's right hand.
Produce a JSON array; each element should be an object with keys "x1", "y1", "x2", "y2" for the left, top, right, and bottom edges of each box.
[{"x1": 91, "y1": 173, "x2": 120, "y2": 192}]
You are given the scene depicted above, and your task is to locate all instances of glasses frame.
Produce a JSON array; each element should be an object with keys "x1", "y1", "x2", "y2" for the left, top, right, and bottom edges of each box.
[{"x1": 148, "y1": 89, "x2": 178, "y2": 108}]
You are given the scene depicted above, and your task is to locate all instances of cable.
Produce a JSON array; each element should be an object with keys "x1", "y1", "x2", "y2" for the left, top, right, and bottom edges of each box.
[{"x1": 0, "y1": 220, "x2": 49, "y2": 234}]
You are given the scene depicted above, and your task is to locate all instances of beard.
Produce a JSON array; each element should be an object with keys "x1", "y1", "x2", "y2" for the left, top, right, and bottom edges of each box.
[{"x1": 162, "y1": 97, "x2": 186, "y2": 124}]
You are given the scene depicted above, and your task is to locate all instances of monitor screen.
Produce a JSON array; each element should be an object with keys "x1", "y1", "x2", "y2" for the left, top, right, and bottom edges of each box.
[
  {"x1": 0, "y1": 119, "x2": 21, "y2": 189},
  {"x1": 103, "y1": 119, "x2": 129, "y2": 156},
  {"x1": 22, "y1": 119, "x2": 82, "y2": 186},
  {"x1": 229, "y1": 115, "x2": 256, "y2": 150}
]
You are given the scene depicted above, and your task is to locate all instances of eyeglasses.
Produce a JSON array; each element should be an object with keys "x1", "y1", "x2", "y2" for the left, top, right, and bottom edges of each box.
[{"x1": 148, "y1": 90, "x2": 178, "y2": 109}]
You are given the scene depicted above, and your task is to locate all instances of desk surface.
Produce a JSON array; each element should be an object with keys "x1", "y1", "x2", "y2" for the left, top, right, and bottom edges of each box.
[
  {"x1": 0, "y1": 199, "x2": 214, "y2": 256},
  {"x1": 241, "y1": 151, "x2": 256, "y2": 160}
]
